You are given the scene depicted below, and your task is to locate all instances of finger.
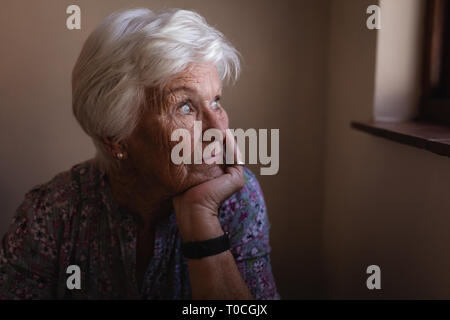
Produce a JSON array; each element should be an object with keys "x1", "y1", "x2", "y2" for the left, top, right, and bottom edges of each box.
[
  {"x1": 207, "y1": 165, "x2": 245, "y2": 204},
  {"x1": 225, "y1": 130, "x2": 244, "y2": 165},
  {"x1": 224, "y1": 162, "x2": 244, "y2": 188}
]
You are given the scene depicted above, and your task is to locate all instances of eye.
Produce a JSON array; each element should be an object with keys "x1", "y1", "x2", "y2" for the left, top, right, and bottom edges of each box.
[
  {"x1": 178, "y1": 102, "x2": 193, "y2": 115},
  {"x1": 211, "y1": 97, "x2": 221, "y2": 110}
]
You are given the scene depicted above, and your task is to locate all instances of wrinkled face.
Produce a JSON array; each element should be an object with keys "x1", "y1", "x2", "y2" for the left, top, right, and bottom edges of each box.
[{"x1": 126, "y1": 63, "x2": 229, "y2": 195}]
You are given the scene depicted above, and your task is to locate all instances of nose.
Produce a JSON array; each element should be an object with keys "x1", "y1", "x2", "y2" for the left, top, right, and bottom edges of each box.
[{"x1": 201, "y1": 105, "x2": 227, "y2": 137}]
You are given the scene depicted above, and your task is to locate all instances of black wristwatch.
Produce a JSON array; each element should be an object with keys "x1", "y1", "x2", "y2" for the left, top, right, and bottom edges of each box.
[{"x1": 181, "y1": 233, "x2": 230, "y2": 259}]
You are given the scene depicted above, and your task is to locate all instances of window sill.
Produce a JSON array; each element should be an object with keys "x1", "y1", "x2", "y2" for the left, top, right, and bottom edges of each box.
[{"x1": 351, "y1": 120, "x2": 450, "y2": 158}]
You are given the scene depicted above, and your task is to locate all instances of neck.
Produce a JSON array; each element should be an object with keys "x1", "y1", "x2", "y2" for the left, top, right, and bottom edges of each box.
[{"x1": 106, "y1": 162, "x2": 172, "y2": 231}]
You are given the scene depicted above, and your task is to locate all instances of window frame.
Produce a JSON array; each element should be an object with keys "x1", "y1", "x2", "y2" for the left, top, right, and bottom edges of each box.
[{"x1": 420, "y1": 0, "x2": 450, "y2": 125}]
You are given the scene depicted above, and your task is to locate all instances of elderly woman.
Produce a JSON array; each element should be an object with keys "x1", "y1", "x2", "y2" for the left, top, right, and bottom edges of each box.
[{"x1": 0, "y1": 8, "x2": 279, "y2": 300}]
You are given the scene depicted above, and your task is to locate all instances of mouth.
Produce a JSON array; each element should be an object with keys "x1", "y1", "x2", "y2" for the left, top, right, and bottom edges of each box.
[
  {"x1": 203, "y1": 150, "x2": 223, "y2": 164},
  {"x1": 201, "y1": 140, "x2": 224, "y2": 164}
]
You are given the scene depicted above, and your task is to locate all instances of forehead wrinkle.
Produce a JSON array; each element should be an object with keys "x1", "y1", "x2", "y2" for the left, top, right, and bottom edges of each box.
[
  {"x1": 165, "y1": 64, "x2": 222, "y2": 100},
  {"x1": 165, "y1": 86, "x2": 195, "y2": 100}
]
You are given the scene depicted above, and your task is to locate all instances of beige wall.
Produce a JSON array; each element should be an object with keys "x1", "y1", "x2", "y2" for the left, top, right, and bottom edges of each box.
[
  {"x1": 0, "y1": 0, "x2": 330, "y2": 298},
  {"x1": 322, "y1": 0, "x2": 450, "y2": 298}
]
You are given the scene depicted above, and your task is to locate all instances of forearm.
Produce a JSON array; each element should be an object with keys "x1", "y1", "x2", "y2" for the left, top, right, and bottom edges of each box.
[
  {"x1": 187, "y1": 249, "x2": 253, "y2": 300},
  {"x1": 174, "y1": 203, "x2": 252, "y2": 299}
]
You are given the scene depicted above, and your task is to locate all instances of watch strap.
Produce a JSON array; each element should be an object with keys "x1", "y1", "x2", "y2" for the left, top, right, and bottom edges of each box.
[{"x1": 181, "y1": 233, "x2": 230, "y2": 259}]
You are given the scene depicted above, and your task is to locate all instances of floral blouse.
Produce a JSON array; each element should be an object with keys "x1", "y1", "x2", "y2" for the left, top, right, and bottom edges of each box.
[{"x1": 0, "y1": 160, "x2": 279, "y2": 299}]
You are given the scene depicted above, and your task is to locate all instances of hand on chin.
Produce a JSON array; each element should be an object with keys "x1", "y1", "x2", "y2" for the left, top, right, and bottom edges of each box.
[{"x1": 185, "y1": 163, "x2": 226, "y2": 189}]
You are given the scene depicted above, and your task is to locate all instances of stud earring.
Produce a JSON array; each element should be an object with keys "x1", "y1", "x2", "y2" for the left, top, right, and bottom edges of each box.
[{"x1": 116, "y1": 152, "x2": 124, "y2": 160}]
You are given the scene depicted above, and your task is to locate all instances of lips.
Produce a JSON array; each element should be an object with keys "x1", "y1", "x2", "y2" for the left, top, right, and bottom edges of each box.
[
  {"x1": 203, "y1": 142, "x2": 223, "y2": 164},
  {"x1": 203, "y1": 150, "x2": 223, "y2": 164}
]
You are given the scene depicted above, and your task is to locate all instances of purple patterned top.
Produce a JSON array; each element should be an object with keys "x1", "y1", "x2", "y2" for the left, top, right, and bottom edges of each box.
[{"x1": 0, "y1": 160, "x2": 279, "y2": 299}]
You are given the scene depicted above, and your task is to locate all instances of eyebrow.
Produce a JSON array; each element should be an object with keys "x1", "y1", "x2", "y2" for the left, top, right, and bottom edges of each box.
[
  {"x1": 164, "y1": 85, "x2": 223, "y2": 98},
  {"x1": 165, "y1": 86, "x2": 196, "y2": 97}
]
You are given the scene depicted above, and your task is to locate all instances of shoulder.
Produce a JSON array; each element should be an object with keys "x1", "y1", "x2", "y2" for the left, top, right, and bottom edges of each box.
[
  {"x1": 219, "y1": 168, "x2": 271, "y2": 260},
  {"x1": 18, "y1": 160, "x2": 99, "y2": 220},
  {"x1": 6, "y1": 160, "x2": 101, "y2": 245}
]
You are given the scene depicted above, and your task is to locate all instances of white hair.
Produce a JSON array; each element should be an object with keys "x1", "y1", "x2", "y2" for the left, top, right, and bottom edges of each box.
[{"x1": 71, "y1": 8, "x2": 241, "y2": 171}]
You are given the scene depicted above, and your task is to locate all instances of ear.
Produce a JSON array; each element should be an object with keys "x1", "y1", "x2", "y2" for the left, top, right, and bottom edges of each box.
[{"x1": 102, "y1": 137, "x2": 128, "y2": 159}]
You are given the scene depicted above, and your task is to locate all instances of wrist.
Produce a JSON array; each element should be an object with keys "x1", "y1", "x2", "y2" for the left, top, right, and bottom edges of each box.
[
  {"x1": 181, "y1": 233, "x2": 230, "y2": 259},
  {"x1": 174, "y1": 206, "x2": 224, "y2": 242}
]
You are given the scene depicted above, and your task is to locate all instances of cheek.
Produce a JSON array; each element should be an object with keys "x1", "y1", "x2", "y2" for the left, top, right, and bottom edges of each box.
[
  {"x1": 127, "y1": 115, "x2": 174, "y2": 175},
  {"x1": 142, "y1": 114, "x2": 191, "y2": 154},
  {"x1": 153, "y1": 116, "x2": 196, "y2": 189},
  {"x1": 219, "y1": 110, "x2": 229, "y2": 129},
  {"x1": 165, "y1": 115, "x2": 196, "y2": 157}
]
